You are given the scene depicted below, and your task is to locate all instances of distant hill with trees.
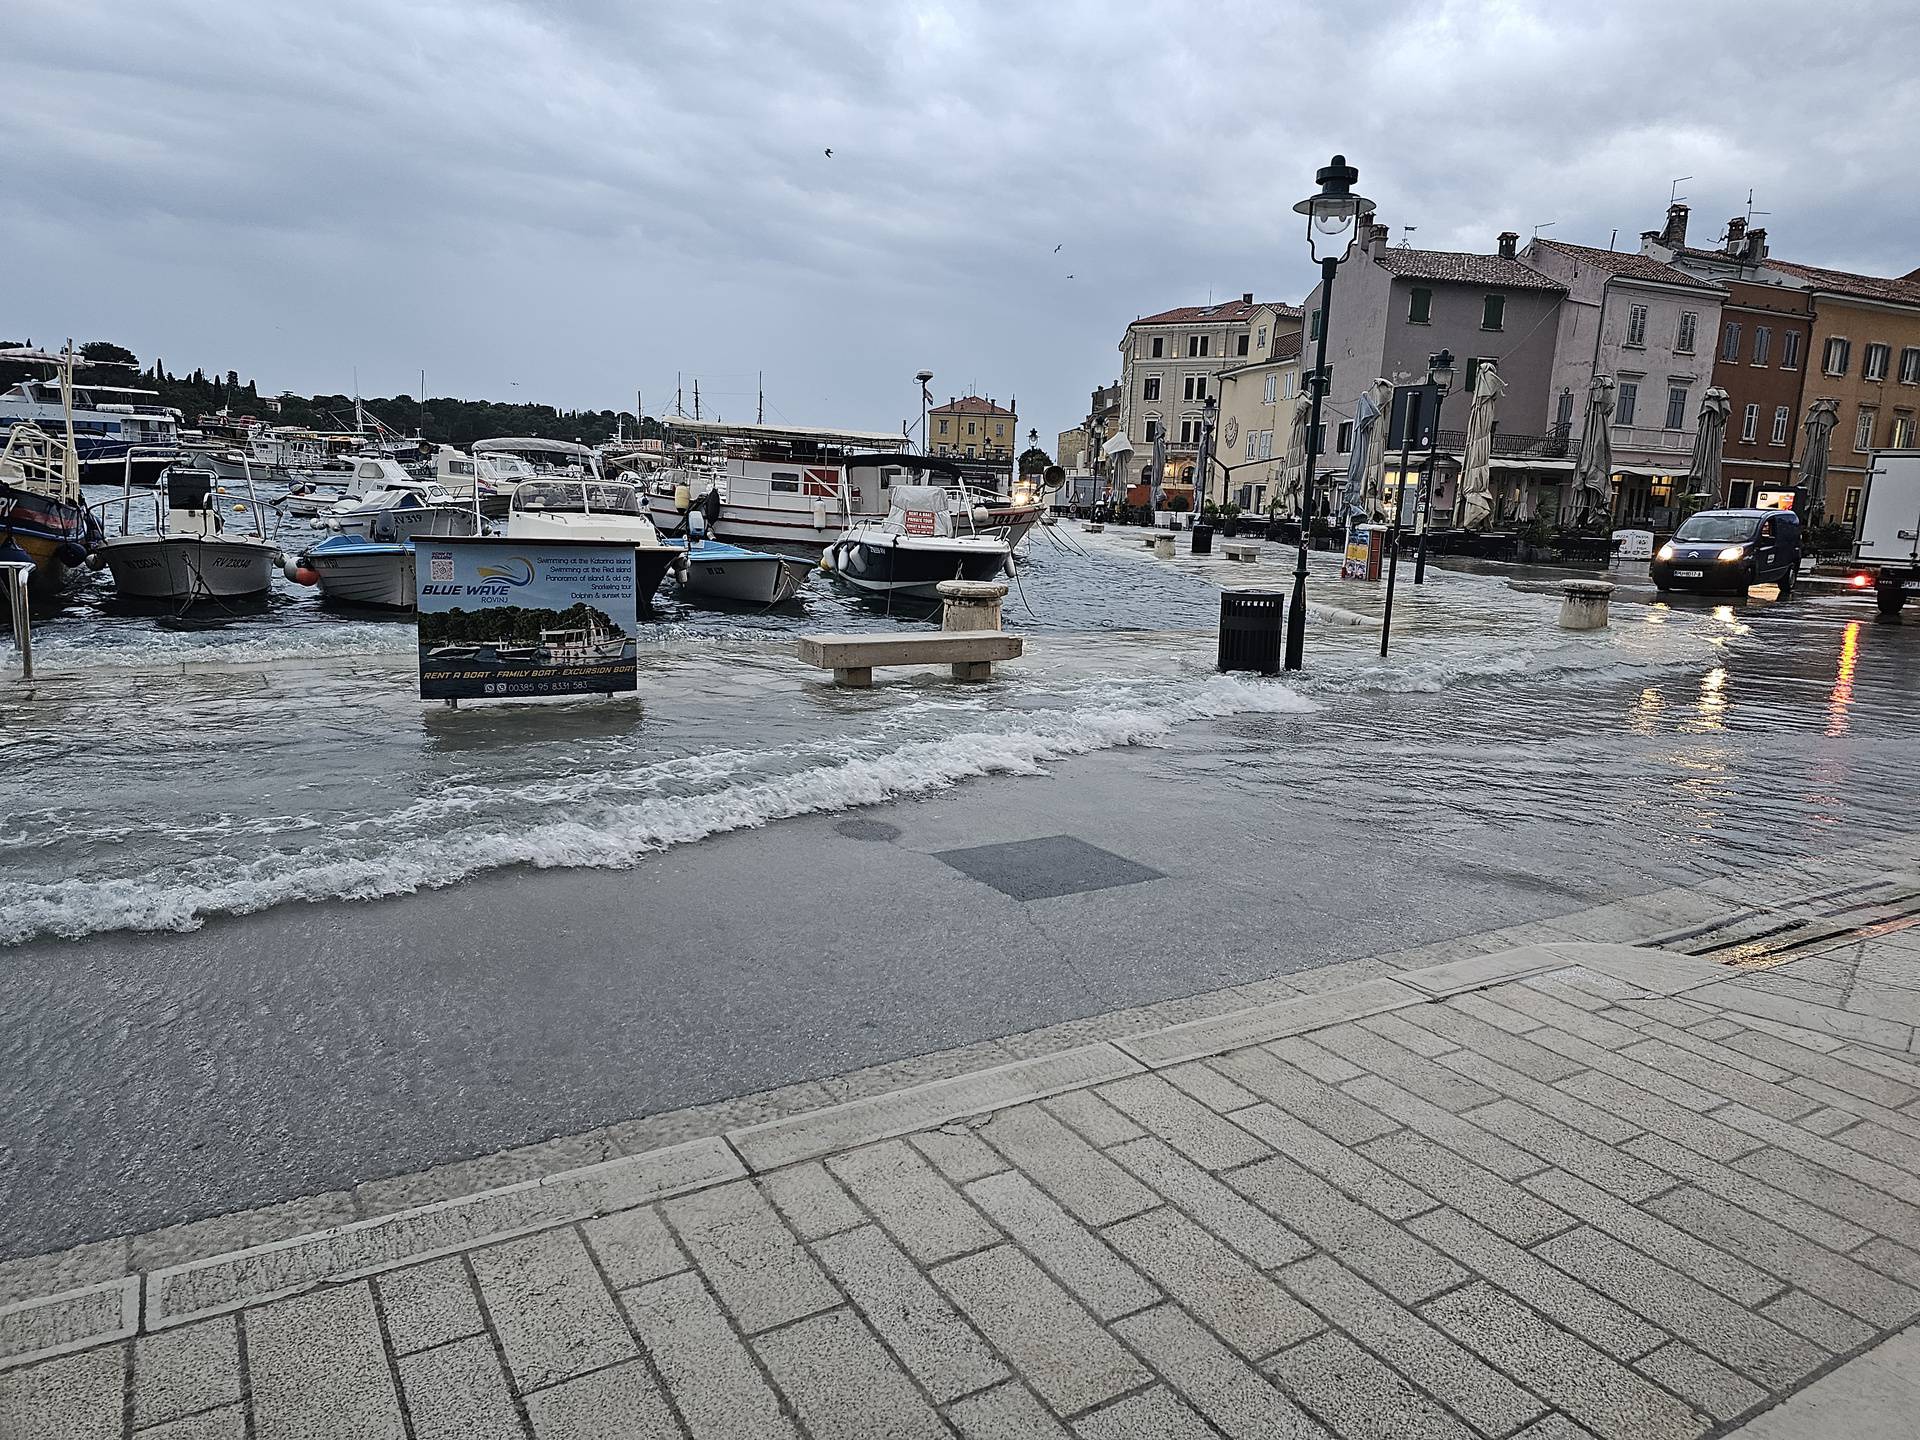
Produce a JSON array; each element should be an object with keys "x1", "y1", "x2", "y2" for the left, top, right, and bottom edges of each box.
[{"x1": 0, "y1": 339, "x2": 666, "y2": 448}]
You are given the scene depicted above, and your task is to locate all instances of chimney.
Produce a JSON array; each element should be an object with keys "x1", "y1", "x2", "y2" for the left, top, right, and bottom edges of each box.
[
  {"x1": 1241, "y1": 292, "x2": 1253, "y2": 304},
  {"x1": 1746, "y1": 227, "x2": 1767, "y2": 259},
  {"x1": 1497, "y1": 232, "x2": 1518, "y2": 260},
  {"x1": 1723, "y1": 216, "x2": 1747, "y2": 257},
  {"x1": 1662, "y1": 203, "x2": 1689, "y2": 249}
]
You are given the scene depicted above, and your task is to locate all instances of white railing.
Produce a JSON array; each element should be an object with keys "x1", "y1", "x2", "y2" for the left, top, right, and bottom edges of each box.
[{"x1": 1610, "y1": 425, "x2": 1693, "y2": 454}]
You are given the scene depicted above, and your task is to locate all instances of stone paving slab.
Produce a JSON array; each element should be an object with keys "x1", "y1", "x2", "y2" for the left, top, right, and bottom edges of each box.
[{"x1": 11, "y1": 862, "x2": 1920, "y2": 1437}]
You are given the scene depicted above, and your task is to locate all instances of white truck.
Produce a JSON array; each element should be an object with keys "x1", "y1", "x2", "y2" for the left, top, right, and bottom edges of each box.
[{"x1": 1855, "y1": 449, "x2": 1920, "y2": 616}]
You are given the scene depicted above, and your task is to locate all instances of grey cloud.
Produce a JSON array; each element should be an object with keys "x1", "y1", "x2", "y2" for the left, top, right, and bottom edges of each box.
[{"x1": 3, "y1": 0, "x2": 1915, "y2": 440}]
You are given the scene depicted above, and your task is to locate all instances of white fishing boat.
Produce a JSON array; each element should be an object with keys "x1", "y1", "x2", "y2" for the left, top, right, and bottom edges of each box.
[
  {"x1": 432, "y1": 444, "x2": 538, "y2": 513},
  {"x1": 821, "y1": 483, "x2": 1010, "y2": 600},
  {"x1": 321, "y1": 471, "x2": 472, "y2": 541},
  {"x1": 505, "y1": 477, "x2": 682, "y2": 605},
  {"x1": 90, "y1": 466, "x2": 280, "y2": 602},
  {"x1": 279, "y1": 455, "x2": 419, "y2": 517},
  {"x1": 640, "y1": 418, "x2": 906, "y2": 546},
  {"x1": 667, "y1": 537, "x2": 810, "y2": 605}
]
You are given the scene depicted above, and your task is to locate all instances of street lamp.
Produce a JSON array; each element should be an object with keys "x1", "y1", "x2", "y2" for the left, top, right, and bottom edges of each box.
[
  {"x1": 915, "y1": 369, "x2": 934, "y2": 453},
  {"x1": 1284, "y1": 155, "x2": 1372, "y2": 671},
  {"x1": 1413, "y1": 349, "x2": 1456, "y2": 585}
]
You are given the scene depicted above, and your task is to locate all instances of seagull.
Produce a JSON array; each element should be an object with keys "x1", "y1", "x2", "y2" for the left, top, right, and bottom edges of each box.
[
  {"x1": 823, "y1": 148, "x2": 833, "y2": 158},
  {"x1": 1052, "y1": 243, "x2": 1062, "y2": 253},
  {"x1": 1066, "y1": 273, "x2": 1075, "y2": 280}
]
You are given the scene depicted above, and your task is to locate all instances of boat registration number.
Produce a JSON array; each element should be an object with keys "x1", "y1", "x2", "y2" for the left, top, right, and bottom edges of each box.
[{"x1": 1674, "y1": 569, "x2": 1704, "y2": 578}]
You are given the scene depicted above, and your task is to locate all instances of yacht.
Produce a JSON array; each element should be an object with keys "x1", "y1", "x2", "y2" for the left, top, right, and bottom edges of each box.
[
  {"x1": 822, "y1": 482, "x2": 1011, "y2": 600},
  {"x1": 91, "y1": 466, "x2": 280, "y2": 602},
  {"x1": 432, "y1": 444, "x2": 538, "y2": 515},
  {"x1": 504, "y1": 477, "x2": 683, "y2": 605},
  {"x1": 0, "y1": 346, "x2": 101, "y2": 589},
  {"x1": 471, "y1": 437, "x2": 594, "y2": 516}
]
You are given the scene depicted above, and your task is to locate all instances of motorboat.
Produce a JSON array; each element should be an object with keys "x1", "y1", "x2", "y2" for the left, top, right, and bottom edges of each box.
[
  {"x1": 283, "y1": 475, "x2": 483, "y2": 609},
  {"x1": 471, "y1": 437, "x2": 595, "y2": 517},
  {"x1": 321, "y1": 472, "x2": 475, "y2": 541},
  {"x1": 667, "y1": 536, "x2": 810, "y2": 605},
  {"x1": 193, "y1": 427, "x2": 336, "y2": 488},
  {"x1": 432, "y1": 444, "x2": 538, "y2": 515},
  {"x1": 90, "y1": 466, "x2": 280, "y2": 602},
  {"x1": 821, "y1": 483, "x2": 1011, "y2": 599},
  {"x1": 279, "y1": 454, "x2": 422, "y2": 517},
  {"x1": 0, "y1": 347, "x2": 101, "y2": 589},
  {"x1": 504, "y1": 477, "x2": 682, "y2": 605}
]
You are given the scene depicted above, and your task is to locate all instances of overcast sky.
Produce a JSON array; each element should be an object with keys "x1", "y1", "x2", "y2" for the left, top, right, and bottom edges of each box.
[{"x1": 6, "y1": 1, "x2": 1915, "y2": 445}]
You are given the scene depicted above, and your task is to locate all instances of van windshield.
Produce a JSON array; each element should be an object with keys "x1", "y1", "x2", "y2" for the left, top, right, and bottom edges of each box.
[{"x1": 1673, "y1": 514, "x2": 1759, "y2": 543}]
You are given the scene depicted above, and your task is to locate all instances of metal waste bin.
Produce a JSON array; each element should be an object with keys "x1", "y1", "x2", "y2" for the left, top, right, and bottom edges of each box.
[
  {"x1": 1217, "y1": 589, "x2": 1284, "y2": 674},
  {"x1": 1190, "y1": 522, "x2": 1213, "y2": 555}
]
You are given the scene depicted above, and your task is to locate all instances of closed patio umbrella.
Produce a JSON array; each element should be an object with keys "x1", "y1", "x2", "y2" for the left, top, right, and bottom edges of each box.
[
  {"x1": 1798, "y1": 398, "x2": 1839, "y2": 508},
  {"x1": 1341, "y1": 379, "x2": 1391, "y2": 522},
  {"x1": 1458, "y1": 362, "x2": 1505, "y2": 529},
  {"x1": 1686, "y1": 387, "x2": 1731, "y2": 504},
  {"x1": 1572, "y1": 376, "x2": 1615, "y2": 524},
  {"x1": 1277, "y1": 394, "x2": 1311, "y2": 515}
]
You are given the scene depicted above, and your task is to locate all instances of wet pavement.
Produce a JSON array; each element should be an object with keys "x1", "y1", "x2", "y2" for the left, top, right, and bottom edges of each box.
[{"x1": 2, "y1": 533, "x2": 1917, "y2": 1255}]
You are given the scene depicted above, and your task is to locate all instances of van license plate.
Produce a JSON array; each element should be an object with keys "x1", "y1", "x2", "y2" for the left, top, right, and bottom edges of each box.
[{"x1": 1675, "y1": 569, "x2": 1704, "y2": 578}]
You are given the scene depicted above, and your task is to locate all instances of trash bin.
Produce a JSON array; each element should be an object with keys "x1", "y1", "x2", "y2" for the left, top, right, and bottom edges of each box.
[
  {"x1": 1217, "y1": 590, "x2": 1285, "y2": 674},
  {"x1": 1190, "y1": 523, "x2": 1213, "y2": 555}
]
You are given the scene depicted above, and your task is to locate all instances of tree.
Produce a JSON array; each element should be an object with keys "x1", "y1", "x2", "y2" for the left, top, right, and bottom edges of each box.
[
  {"x1": 1018, "y1": 446, "x2": 1051, "y2": 477},
  {"x1": 81, "y1": 341, "x2": 138, "y2": 367}
]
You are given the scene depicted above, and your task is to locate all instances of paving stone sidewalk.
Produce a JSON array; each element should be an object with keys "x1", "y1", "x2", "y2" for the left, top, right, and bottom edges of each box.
[{"x1": 6, "y1": 838, "x2": 1920, "y2": 1439}]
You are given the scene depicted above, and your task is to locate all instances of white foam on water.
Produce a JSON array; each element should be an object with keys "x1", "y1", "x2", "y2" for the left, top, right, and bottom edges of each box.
[{"x1": 0, "y1": 673, "x2": 1318, "y2": 945}]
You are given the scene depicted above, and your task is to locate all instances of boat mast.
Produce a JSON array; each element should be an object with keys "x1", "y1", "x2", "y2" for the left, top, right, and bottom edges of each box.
[
  {"x1": 757, "y1": 372, "x2": 764, "y2": 425},
  {"x1": 59, "y1": 340, "x2": 81, "y2": 500}
]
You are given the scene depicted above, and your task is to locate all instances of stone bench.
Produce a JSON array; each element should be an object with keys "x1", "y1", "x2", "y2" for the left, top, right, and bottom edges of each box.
[
  {"x1": 796, "y1": 631, "x2": 1025, "y2": 687},
  {"x1": 1224, "y1": 542, "x2": 1261, "y2": 563}
]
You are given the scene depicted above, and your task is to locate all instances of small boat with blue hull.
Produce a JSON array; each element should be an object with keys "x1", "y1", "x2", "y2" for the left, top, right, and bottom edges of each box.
[{"x1": 287, "y1": 470, "x2": 484, "y2": 609}]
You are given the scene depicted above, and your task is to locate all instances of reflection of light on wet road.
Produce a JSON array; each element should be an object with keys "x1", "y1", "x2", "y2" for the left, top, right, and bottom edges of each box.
[
  {"x1": 1629, "y1": 686, "x2": 1665, "y2": 737},
  {"x1": 1828, "y1": 619, "x2": 1861, "y2": 737},
  {"x1": 1693, "y1": 666, "x2": 1728, "y2": 732}
]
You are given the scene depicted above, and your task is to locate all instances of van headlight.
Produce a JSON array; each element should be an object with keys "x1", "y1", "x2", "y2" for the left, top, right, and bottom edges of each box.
[
  {"x1": 1656, "y1": 543, "x2": 1674, "y2": 561},
  {"x1": 1717, "y1": 545, "x2": 1747, "y2": 561}
]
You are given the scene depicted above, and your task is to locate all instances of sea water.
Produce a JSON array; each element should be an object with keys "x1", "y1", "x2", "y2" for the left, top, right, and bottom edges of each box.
[{"x1": 4, "y1": 509, "x2": 1915, "y2": 945}]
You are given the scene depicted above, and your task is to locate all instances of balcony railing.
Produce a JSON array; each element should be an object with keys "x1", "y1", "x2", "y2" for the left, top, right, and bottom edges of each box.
[{"x1": 1433, "y1": 426, "x2": 1574, "y2": 459}]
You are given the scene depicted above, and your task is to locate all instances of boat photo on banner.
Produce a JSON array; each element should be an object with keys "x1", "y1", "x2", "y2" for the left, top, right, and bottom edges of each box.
[{"x1": 414, "y1": 537, "x2": 637, "y2": 702}]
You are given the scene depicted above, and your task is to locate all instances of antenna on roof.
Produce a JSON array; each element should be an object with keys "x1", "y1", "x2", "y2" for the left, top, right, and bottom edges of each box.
[
  {"x1": 1532, "y1": 222, "x2": 1555, "y2": 240},
  {"x1": 1399, "y1": 226, "x2": 1417, "y2": 248},
  {"x1": 1745, "y1": 188, "x2": 1772, "y2": 224},
  {"x1": 1669, "y1": 176, "x2": 1693, "y2": 206},
  {"x1": 1609, "y1": 229, "x2": 1618, "y2": 251}
]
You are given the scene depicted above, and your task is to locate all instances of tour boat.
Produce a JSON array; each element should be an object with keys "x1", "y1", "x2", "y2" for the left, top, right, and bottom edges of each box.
[
  {"x1": 821, "y1": 483, "x2": 1011, "y2": 599},
  {"x1": 0, "y1": 365, "x2": 180, "y2": 484},
  {"x1": 91, "y1": 466, "x2": 280, "y2": 602},
  {"x1": 504, "y1": 477, "x2": 682, "y2": 605}
]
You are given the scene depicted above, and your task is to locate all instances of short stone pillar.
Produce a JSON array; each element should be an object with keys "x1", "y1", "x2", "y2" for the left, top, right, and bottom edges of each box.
[
  {"x1": 1559, "y1": 579, "x2": 1615, "y2": 630},
  {"x1": 1153, "y1": 533, "x2": 1176, "y2": 560},
  {"x1": 938, "y1": 580, "x2": 1007, "y2": 633}
]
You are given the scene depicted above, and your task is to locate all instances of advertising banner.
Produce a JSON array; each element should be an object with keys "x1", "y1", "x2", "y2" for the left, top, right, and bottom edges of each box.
[{"x1": 415, "y1": 538, "x2": 637, "y2": 702}]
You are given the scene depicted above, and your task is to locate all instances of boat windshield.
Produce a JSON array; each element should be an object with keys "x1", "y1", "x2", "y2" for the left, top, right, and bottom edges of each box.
[
  {"x1": 514, "y1": 481, "x2": 644, "y2": 514},
  {"x1": 1673, "y1": 514, "x2": 1761, "y2": 543}
]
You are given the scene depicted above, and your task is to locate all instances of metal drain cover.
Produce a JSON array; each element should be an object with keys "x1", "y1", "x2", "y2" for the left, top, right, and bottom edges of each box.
[{"x1": 934, "y1": 835, "x2": 1164, "y2": 901}]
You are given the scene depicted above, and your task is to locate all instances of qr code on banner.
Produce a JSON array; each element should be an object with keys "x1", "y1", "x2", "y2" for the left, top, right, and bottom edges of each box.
[{"x1": 430, "y1": 552, "x2": 454, "y2": 582}]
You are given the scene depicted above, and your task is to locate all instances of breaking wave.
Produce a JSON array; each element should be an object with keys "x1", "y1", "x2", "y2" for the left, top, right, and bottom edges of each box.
[{"x1": 0, "y1": 673, "x2": 1316, "y2": 944}]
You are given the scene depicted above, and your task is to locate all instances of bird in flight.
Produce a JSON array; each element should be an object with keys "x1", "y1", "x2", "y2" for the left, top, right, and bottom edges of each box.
[
  {"x1": 823, "y1": 148, "x2": 833, "y2": 158},
  {"x1": 1052, "y1": 243, "x2": 1062, "y2": 253},
  {"x1": 1066, "y1": 273, "x2": 1075, "y2": 280}
]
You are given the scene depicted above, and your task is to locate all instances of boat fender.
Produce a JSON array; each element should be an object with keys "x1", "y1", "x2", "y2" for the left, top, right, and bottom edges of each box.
[
  {"x1": 812, "y1": 499, "x2": 828, "y2": 528},
  {"x1": 673, "y1": 484, "x2": 691, "y2": 512},
  {"x1": 57, "y1": 542, "x2": 88, "y2": 566},
  {"x1": 84, "y1": 550, "x2": 108, "y2": 571},
  {"x1": 971, "y1": 505, "x2": 991, "y2": 524}
]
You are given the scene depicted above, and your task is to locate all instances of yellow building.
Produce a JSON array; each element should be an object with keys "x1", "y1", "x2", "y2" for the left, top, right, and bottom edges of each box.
[{"x1": 928, "y1": 395, "x2": 1016, "y2": 462}]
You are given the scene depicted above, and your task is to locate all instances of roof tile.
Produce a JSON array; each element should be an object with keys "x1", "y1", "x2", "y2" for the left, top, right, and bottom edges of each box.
[
  {"x1": 1530, "y1": 239, "x2": 1722, "y2": 292},
  {"x1": 1370, "y1": 247, "x2": 1565, "y2": 291}
]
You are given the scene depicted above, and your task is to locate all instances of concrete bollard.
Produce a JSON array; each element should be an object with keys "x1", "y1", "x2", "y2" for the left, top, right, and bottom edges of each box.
[
  {"x1": 1559, "y1": 579, "x2": 1615, "y2": 630},
  {"x1": 938, "y1": 579, "x2": 1008, "y2": 633},
  {"x1": 1153, "y1": 533, "x2": 1176, "y2": 560}
]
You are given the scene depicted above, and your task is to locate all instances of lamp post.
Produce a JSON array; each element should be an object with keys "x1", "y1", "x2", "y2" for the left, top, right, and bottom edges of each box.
[
  {"x1": 1413, "y1": 349, "x2": 1455, "y2": 586},
  {"x1": 915, "y1": 369, "x2": 934, "y2": 454},
  {"x1": 1284, "y1": 155, "x2": 1372, "y2": 671}
]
